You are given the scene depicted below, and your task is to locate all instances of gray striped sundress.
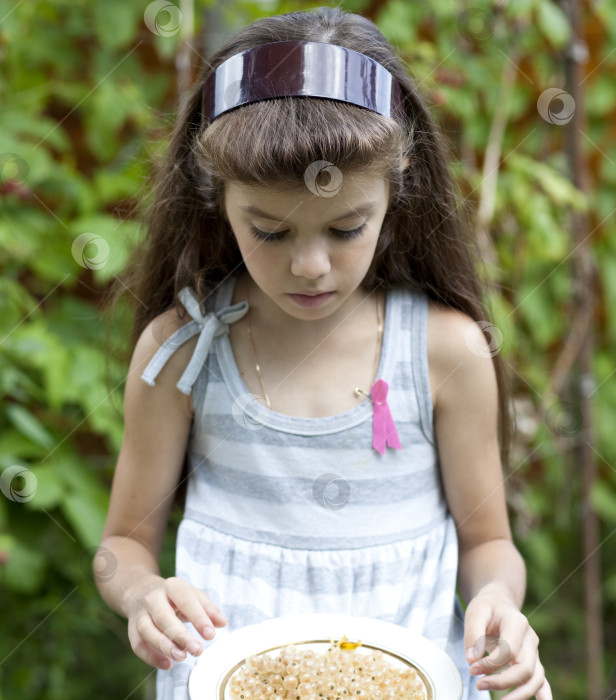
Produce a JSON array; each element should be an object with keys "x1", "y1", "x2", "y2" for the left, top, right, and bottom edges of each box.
[{"x1": 141, "y1": 275, "x2": 489, "y2": 700}]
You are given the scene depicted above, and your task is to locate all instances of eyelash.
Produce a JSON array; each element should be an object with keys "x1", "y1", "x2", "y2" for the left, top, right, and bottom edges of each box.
[{"x1": 249, "y1": 224, "x2": 367, "y2": 242}]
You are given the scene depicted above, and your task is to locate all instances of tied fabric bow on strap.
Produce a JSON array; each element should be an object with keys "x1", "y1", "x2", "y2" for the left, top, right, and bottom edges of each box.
[
  {"x1": 370, "y1": 379, "x2": 401, "y2": 455},
  {"x1": 141, "y1": 287, "x2": 249, "y2": 395}
]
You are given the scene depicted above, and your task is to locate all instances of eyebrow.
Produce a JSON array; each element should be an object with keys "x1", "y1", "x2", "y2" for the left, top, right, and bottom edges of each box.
[{"x1": 239, "y1": 201, "x2": 378, "y2": 222}]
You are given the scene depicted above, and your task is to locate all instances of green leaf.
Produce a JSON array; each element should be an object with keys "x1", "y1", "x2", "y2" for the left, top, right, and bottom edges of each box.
[
  {"x1": 536, "y1": 1, "x2": 571, "y2": 48},
  {"x1": 485, "y1": 291, "x2": 516, "y2": 358},
  {"x1": 605, "y1": 572, "x2": 616, "y2": 604},
  {"x1": 508, "y1": 153, "x2": 587, "y2": 210},
  {"x1": 5, "y1": 404, "x2": 55, "y2": 449},
  {"x1": 586, "y1": 74, "x2": 616, "y2": 117},
  {"x1": 3, "y1": 538, "x2": 47, "y2": 594},
  {"x1": 68, "y1": 215, "x2": 140, "y2": 283},
  {"x1": 591, "y1": 480, "x2": 616, "y2": 524},
  {"x1": 517, "y1": 278, "x2": 564, "y2": 348},
  {"x1": 506, "y1": 0, "x2": 538, "y2": 20},
  {"x1": 26, "y1": 466, "x2": 65, "y2": 510},
  {"x1": 0, "y1": 498, "x2": 7, "y2": 530},
  {"x1": 0, "y1": 431, "x2": 44, "y2": 461},
  {"x1": 93, "y1": 2, "x2": 139, "y2": 50},
  {"x1": 597, "y1": 252, "x2": 616, "y2": 343},
  {"x1": 0, "y1": 109, "x2": 70, "y2": 153},
  {"x1": 61, "y1": 491, "x2": 107, "y2": 548},
  {"x1": 522, "y1": 528, "x2": 559, "y2": 576}
]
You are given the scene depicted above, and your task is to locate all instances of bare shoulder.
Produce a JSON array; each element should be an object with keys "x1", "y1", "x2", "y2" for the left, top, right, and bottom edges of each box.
[
  {"x1": 129, "y1": 306, "x2": 199, "y2": 417},
  {"x1": 426, "y1": 301, "x2": 510, "y2": 550},
  {"x1": 426, "y1": 300, "x2": 497, "y2": 408},
  {"x1": 426, "y1": 300, "x2": 490, "y2": 362},
  {"x1": 101, "y1": 307, "x2": 199, "y2": 551}
]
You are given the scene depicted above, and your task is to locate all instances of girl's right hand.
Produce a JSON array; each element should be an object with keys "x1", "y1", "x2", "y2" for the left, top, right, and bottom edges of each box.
[{"x1": 124, "y1": 575, "x2": 227, "y2": 670}]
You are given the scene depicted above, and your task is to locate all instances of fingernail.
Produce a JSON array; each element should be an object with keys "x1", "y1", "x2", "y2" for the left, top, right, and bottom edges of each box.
[
  {"x1": 188, "y1": 642, "x2": 202, "y2": 655},
  {"x1": 172, "y1": 647, "x2": 186, "y2": 661},
  {"x1": 466, "y1": 647, "x2": 476, "y2": 662},
  {"x1": 203, "y1": 625, "x2": 214, "y2": 638}
]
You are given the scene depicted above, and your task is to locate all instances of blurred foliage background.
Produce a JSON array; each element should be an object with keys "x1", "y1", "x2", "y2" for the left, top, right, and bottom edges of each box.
[{"x1": 0, "y1": 0, "x2": 615, "y2": 698}]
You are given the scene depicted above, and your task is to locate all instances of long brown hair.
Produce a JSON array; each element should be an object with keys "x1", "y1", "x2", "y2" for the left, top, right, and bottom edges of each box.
[{"x1": 107, "y1": 5, "x2": 512, "y2": 467}]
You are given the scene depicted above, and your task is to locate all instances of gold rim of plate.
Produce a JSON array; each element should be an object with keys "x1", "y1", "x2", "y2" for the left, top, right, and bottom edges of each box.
[{"x1": 216, "y1": 639, "x2": 434, "y2": 699}]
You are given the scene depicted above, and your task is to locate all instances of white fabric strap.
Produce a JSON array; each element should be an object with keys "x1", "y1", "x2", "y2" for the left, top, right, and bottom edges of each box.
[{"x1": 140, "y1": 286, "x2": 248, "y2": 395}]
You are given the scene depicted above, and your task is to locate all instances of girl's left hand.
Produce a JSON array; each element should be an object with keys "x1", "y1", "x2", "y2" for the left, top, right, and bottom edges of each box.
[{"x1": 464, "y1": 585, "x2": 552, "y2": 700}]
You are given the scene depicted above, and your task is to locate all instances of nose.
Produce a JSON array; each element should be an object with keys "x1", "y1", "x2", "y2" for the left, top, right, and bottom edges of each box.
[{"x1": 290, "y1": 238, "x2": 331, "y2": 279}]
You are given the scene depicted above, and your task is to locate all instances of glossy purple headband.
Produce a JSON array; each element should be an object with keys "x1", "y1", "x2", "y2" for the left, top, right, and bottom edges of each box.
[{"x1": 201, "y1": 40, "x2": 405, "y2": 125}]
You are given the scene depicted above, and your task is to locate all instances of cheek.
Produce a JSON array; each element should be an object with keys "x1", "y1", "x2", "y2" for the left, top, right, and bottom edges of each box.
[
  {"x1": 338, "y1": 236, "x2": 380, "y2": 271},
  {"x1": 231, "y1": 229, "x2": 262, "y2": 264},
  {"x1": 234, "y1": 236, "x2": 255, "y2": 262},
  {"x1": 238, "y1": 240, "x2": 284, "y2": 281}
]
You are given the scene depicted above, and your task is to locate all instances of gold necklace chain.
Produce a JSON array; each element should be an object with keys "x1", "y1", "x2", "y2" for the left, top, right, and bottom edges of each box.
[
  {"x1": 246, "y1": 310, "x2": 272, "y2": 409},
  {"x1": 246, "y1": 294, "x2": 384, "y2": 410}
]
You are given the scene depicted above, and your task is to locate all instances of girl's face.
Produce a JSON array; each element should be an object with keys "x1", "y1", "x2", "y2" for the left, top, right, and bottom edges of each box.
[{"x1": 223, "y1": 170, "x2": 391, "y2": 323}]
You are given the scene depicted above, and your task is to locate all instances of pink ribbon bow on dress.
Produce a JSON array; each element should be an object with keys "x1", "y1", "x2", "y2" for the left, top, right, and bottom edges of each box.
[{"x1": 370, "y1": 379, "x2": 401, "y2": 455}]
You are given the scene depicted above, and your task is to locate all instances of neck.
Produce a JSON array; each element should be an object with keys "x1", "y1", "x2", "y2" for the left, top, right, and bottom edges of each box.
[
  {"x1": 239, "y1": 272, "x2": 385, "y2": 416},
  {"x1": 239, "y1": 273, "x2": 375, "y2": 339}
]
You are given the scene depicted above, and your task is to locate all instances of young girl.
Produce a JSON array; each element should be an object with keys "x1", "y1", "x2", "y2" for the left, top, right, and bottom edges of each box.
[{"x1": 96, "y1": 7, "x2": 551, "y2": 700}]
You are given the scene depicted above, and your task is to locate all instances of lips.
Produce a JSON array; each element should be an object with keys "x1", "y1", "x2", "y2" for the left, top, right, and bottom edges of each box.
[
  {"x1": 295, "y1": 290, "x2": 331, "y2": 297},
  {"x1": 288, "y1": 291, "x2": 334, "y2": 308}
]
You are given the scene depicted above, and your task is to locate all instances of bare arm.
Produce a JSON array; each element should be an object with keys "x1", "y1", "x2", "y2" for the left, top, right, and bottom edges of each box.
[
  {"x1": 428, "y1": 306, "x2": 550, "y2": 700},
  {"x1": 95, "y1": 310, "x2": 226, "y2": 670}
]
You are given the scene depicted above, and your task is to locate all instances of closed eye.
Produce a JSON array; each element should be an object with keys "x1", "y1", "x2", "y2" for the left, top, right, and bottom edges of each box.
[{"x1": 249, "y1": 224, "x2": 367, "y2": 242}]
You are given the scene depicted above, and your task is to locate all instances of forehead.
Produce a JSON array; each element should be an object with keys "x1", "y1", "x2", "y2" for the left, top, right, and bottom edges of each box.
[{"x1": 225, "y1": 170, "x2": 389, "y2": 218}]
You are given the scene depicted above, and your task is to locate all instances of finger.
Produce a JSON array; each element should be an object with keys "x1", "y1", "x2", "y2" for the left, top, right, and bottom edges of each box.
[
  {"x1": 133, "y1": 639, "x2": 174, "y2": 671},
  {"x1": 135, "y1": 586, "x2": 200, "y2": 661},
  {"x1": 137, "y1": 612, "x2": 190, "y2": 661},
  {"x1": 536, "y1": 678, "x2": 553, "y2": 700},
  {"x1": 495, "y1": 611, "x2": 535, "y2": 663},
  {"x1": 145, "y1": 599, "x2": 202, "y2": 657},
  {"x1": 475, "y1": 650, "x2": 535, "y2": 693},
  {"x1": 166, "y1": 578, "x2": 223, "y2": 644},
  {"x1": 195, "y1": 588, "x2": 227, "y2": 628},
  {"x1": 174, "y1": 603, "x2": 226, "y2": 626},
  {"x1": 494, "y1": 661, "x2": 549, "y2": 700},
  {"x1": 129, "y1": 615, "x2": 183, "y2": 668},
  {"x1": 464, "y1": 602, "x2": 492, "y2": 663},
  {"x1": 475, "y1": 627, "x2": 541, "y2": 690},
  {"x1": 469, "y1": 635, "x2": 512, "y2": 676},
  {"x1": 470, "y1": 613, "x2": 533, "y2": 675}
]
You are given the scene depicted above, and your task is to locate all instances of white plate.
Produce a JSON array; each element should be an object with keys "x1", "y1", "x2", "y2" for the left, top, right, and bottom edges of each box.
[{"x1": 188, "y1": 613, "x2": 463, "y2": 699}]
